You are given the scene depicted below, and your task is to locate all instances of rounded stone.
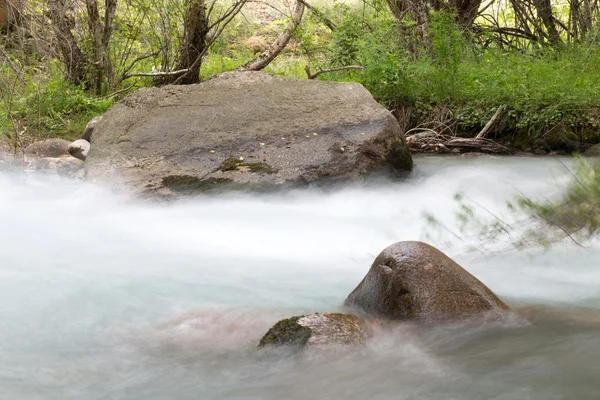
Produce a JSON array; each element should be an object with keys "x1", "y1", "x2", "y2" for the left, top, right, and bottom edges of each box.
[
  {"x1": 345, "y1": 241, "x2": 514, "y2": 323},
  {"x1": 68, "y1": 139, "x2": 91, "y2": 161}
]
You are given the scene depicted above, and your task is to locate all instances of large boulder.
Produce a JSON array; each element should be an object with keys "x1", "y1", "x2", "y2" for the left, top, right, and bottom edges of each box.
[
  {"x1": 24, "y1": 138, "x2": 71, "y2": 158},
  {"x1": 345, "y1": 241, "x2": 513, "y2": 323},
  {"x1": 259, "y1": 313, "x2": 373, "y2": 349},
  {"x1": 85, "y1": 71, "x2": 412, "y2": 196}
]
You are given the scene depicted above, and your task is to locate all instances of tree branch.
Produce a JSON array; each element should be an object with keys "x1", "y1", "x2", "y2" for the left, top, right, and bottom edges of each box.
[{"x1": 304, "y1": 65, "x2": 364, "y2": 79}]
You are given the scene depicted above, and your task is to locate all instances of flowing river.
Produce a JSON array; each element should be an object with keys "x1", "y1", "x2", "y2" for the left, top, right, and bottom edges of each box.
[{"x1": 1, "y1": 156, "x2": 599, "y2": 399}]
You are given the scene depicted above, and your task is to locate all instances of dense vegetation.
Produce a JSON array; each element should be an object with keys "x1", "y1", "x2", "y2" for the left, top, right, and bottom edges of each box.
[{"x1": 2, "y1": 0, "x2": 600, "y2": 152}]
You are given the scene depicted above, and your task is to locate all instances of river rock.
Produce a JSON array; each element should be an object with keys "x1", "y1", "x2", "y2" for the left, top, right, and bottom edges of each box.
[
  {"x1": 83, "y1": 116, "x2": 103, "y2": 143},
  {"x1": 85, "y1": 71, "x2": 412, "y2": 197},
  {"x1": 345, "y1": 241, "x2": 513, "y2": 323},
  {"x1": 32, "y1": 156, "x2": 85, "y2": 179},
  {"x1": 68, "y1": 139, "x2": 90, "y2": 161},
  {"x1": 24, "y1": 138, "x2": 71, "y2": 158},
  {"x1": 259, "y1": 313, "x2": 372, "y2": 348}
]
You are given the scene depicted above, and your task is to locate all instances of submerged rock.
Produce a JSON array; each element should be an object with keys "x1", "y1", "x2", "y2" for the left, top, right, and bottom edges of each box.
[
  {"x1": 259, "y1": 313, "x2": 372, "y2": 348},
  {"x1": 68, "y1": 139, "x2": 91, "y2": 161},
  {"x1": 32, "y1": 156, "x2": 85, "y2": 179},
  {"x1": 345, "y1": 241, "x2": 513, "y2": 323},
  {"x1": 85, "y1": 71, "x2": 412, "y2": 197}
]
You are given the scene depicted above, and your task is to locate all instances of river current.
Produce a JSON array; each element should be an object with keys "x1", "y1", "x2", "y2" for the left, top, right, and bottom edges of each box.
[{"x1": 1, "y1": 156, "x2": 599, "y2": 399}]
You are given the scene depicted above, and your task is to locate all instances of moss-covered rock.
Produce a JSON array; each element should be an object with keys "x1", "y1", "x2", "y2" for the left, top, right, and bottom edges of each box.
[{"x1": 258, "y1": 313, "x2": 372, "y2": 349}]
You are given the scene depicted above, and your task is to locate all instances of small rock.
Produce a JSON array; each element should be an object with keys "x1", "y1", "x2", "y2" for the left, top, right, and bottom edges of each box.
[
  {"x1": 258, "y1": 313, "x2": 373, "y2": 349},
  {"x1": 83, "y1": 116, "x2": 103, "y2": 142},
  {"x1": 345, "y1": 241, "x2": 515, "y2": 323},
  {"x1": 68, "y1": 139, "x2": 91, "y2": 161},
  {"x1": 24, "y1": 139, "x2": 71, "y2": 158}
]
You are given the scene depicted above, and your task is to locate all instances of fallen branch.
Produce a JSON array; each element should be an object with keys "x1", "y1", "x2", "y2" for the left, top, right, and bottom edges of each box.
[
  {"x1": 121, "y1": 68, "x2": 190, "y2": 80},
  {"x1": 445, "y1": 138, "x2": 513, "y2": 154},
  {"x1": 476, "y1": 105, "x2": 504, "y2": 139},
  {"x1": 304, "y1": 65, "x2": 364, "y2": 79}
]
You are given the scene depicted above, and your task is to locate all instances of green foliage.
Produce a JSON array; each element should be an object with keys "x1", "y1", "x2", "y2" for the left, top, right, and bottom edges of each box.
[
  {"x1": 429, "y1": 11, "x2": 463, "y2": 101},
  {"x1": 519, "y1": 156, "x2": 600, "y2": 240},
  {"x1": 3, "y1": 0, "x2": 600, "y2": 149},
  {"x1": 0, "y1": 61, "x2": 112, "y2": 142}
]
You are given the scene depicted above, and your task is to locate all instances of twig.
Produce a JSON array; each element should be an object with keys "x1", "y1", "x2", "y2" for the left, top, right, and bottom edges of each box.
[
  {"x1": 476, "y1": 105, "x2": 504, "y2": 139},
  {"x1": 120, "y1": 47, "x2": 164, "y2": 81},
  {"x1": 304, "y1": 65, "x2": 364, "y2": 79}
]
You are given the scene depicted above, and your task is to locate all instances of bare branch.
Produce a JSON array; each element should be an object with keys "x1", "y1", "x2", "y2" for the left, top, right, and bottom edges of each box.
[
  {"x1": 122, "y1": 68, "x2": 190, "y2": 80},
  {"x1": 476, "y1": 105, "x2": 504, "y2": 139},
  {"x1": 304, "y1": 65, "x2": 364, "y2": 79}
]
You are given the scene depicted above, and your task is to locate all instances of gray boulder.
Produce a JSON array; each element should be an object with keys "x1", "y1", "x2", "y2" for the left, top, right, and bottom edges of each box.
[
  {"x1": 259, "y1": 313, "x2": 373, "y2": 348},
  {"x1": 85, "y1": 71, "x2": 412, "y2": 197},
  {"x1": 83, "y1": 116, "x2": 103, "y2": 143},
  {"x1": 68, "y1": 139, "x2": 91, "y2": 161},
  {"x1": 24, "y1": 138, "x2": 70, "y2": 158},
  {"x1": 345, "y1": 241, "x2": 514, "y2": 323}
]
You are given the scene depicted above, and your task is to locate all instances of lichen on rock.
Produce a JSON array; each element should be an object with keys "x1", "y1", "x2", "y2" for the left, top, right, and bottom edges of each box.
[{"x1": 258, "y1": 313, "x2": 372, "y2": 349}]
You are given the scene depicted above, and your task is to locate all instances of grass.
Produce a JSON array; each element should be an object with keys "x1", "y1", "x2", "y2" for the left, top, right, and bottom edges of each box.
[{"x1": 0, "y1": 59, "x2": 113, "y2": 146}]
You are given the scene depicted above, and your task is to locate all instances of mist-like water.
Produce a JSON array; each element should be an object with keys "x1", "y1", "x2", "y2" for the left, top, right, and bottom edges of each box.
[{"x1": 1, "y1": 156, "x2": 599, "y2": 400}]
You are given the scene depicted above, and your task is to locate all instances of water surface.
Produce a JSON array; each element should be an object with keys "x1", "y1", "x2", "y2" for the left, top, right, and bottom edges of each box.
[{"x1": 1, "y1": 156, "x2": 599, "y2": 399}]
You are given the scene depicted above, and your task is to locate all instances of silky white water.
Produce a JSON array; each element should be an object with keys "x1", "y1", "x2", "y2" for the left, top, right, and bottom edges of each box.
[{"x1": 1, "y1": 156, "x2": 599, "y2": 400}]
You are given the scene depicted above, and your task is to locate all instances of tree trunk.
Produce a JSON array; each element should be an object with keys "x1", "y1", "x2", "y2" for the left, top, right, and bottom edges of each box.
[
  {"x1": 171, "y1": 0, "x2": 209, "y2": 85},
  {"x1": 85, "y1": 0, "x2": 117, "y2": 92},
  {"x1": 387, "y1": 0, "x2": 430, "y2": 44},
  {"x1": 533, "y1": 0, "x2": 562, "y2": 45},
  {"x1": 47, "y1": 0, "x2": 88, "y2": 85},
  {"x1": 451, "y1": 0, "x2": 482, "y2": 29},
  {"x1": 1, "y1": 0, "x2": 27, "y2": 33},
  {"x1": 238, "y1": 0, "x2": 304, "y2": 72}
]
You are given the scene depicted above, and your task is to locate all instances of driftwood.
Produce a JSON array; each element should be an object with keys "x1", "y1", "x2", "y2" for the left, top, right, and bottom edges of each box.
[
  {"x1": 406, "y1": 130, "x2": 513, "y2": 154},
  {"x1": 445, "y1": 138, "x2": 513, "y2": 154}
]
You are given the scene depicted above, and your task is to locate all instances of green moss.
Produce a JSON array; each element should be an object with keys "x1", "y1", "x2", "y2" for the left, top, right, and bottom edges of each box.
[
  {"x1": 220, "y1": 157, "x2": 242, "y2": 171},
  {"x1": 258, "y1": 316, "x2": 312, "y2": 348},
  {"x1": 219, "y1": 157, "x2": 277, "y2": 174},
  {"x1": 161, "y1": 175, "x2": 232, "y2": 192}
]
